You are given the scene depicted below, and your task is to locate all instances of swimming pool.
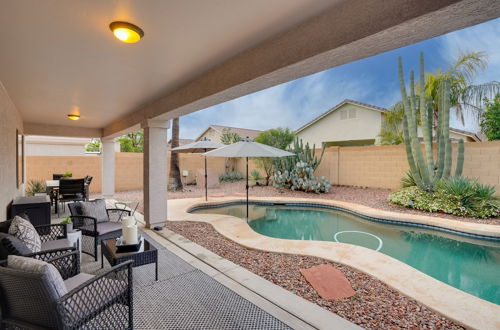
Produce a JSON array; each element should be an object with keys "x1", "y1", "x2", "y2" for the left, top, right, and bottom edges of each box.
[{"x1": 192, "y1": 202, "x2": 500, "y2": 305}]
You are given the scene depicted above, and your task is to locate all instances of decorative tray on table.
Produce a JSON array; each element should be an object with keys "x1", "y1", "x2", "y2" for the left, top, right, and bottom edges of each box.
[{"x1": 116, "y1": 235, "x2": 143, "y2": 253}]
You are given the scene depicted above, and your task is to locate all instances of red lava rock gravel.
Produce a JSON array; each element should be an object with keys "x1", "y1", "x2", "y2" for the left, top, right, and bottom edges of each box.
[{"x1": 165, "y1": 221, "x2": 464, "y2": 330}]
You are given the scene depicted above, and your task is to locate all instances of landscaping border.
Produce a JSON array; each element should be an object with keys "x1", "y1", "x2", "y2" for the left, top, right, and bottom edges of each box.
[{"x1": 166, "y1": 196, "x2": 500, "y2": 330}]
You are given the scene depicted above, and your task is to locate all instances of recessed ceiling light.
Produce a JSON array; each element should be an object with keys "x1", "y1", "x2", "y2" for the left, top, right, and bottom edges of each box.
[
  {"x1": 67, "y1": 114, "x2": 80, "y2": 120},
  {"x1": 109, "y1": 21, "x2": 144, "y2": 43}
]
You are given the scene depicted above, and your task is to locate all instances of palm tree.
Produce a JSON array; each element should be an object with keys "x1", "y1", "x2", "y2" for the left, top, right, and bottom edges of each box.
[
  {"x1": 378, "y1": 103, "x2": 405, "y2": 145},
  {"x1": 425, "y1": 51, "x2": 500, "y2": 123},
  {"x1": 169, "y1": 117, "x2": 183, "y2": 191},
  {"x1": 379, "y1": 51, "x2": 500, "y2": 143}
]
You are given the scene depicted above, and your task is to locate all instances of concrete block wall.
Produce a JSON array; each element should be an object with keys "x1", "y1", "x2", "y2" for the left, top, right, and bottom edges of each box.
[{"x1": 25, "y1": 141, "x2": 500, "y2": 195}]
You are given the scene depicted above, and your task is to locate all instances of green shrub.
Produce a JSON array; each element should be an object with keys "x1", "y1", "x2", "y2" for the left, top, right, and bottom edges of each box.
[
  {"x1": 63, "y1": 172, "x2": 72, "y2": 178},
  {"x1": 26, "y1": 180, "x2": 46, "y2": 196},
  {"x1": 401, "y1": 171, "x2": 417, "y2": 188},
  {"x1": 219, "y1": 171, "x2": 244, "y2": 182},
  {"x1": 389, "y1": 178, "x2": 499, "y2": 218},
  {"x1": 250, "y1": 170, "x2": 262, "y2": 181}
]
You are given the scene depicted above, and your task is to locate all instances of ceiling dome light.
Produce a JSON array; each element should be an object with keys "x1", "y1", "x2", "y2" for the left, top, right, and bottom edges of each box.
[
  {"x1": 109, "y1": 21, "x2": 144, "y2": 43},
  {"x1": 67, "y1": 114, "x2": 80, "y2": 120}
]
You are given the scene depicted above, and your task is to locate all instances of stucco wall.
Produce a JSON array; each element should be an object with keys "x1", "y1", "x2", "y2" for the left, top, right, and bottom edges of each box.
[
  {"x1": 296, "y1": 103, "x2": 383, "y2": 146},
  {"x1": 0, "y1": 82, "x2": 24, "y2": 218},
  {"x1": 197, "y1": 128, "x2": 222, "y2": 143},
  {"x1": 316, "y1": 141, "x2": 500, "y2": 194},
  {"x1": 26, "y1": 152, "x2": 226, "y2": 193},
  {"x1": 25, "y1": 141, "x2": 500, "y2": 195}
]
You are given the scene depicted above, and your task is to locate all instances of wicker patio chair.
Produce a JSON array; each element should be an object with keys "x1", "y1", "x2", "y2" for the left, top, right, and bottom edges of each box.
[
  {"x1": 0, "y1": 251, "x2": 133, "y2": 329},
  {"x1": 83, "y1": 176, "x2": 93, "y2": 201},
  {"x1": 0, "y1": 220, "x2": 75, "y2": 261},
  {"x1": 68, "y1": 200, "x2": 131, "y2": 261}
]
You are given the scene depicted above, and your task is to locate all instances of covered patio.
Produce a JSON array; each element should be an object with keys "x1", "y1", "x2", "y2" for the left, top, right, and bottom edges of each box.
[{"x1": 1, "y1": 0, "x2": 499, "y2": 329}]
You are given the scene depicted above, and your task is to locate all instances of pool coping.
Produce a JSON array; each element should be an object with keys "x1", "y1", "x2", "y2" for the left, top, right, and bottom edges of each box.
[{"x1": 166, "y1": 196, "x2": 500, "y2": 330}]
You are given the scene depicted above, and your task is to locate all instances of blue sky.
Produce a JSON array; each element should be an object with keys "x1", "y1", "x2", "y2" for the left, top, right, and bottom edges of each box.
[{"x1": 179, "y1": 18, "x2": 500, "y2": 139}]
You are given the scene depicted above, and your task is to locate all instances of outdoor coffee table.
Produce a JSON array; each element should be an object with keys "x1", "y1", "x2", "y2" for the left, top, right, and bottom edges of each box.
[{"x1": 101, "y1": 237, "x2": 158, "y2": 281}]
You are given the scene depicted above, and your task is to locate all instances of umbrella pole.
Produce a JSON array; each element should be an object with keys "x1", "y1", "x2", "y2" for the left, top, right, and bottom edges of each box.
[
  {"x1": 246, "y1": 157, "x2": 249, "y2": 220},
  {"x1": 204, "y1": 149, "x2": 208, "y2": 201}
]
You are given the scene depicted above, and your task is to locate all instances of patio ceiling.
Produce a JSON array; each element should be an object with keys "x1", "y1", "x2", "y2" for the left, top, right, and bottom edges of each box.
[
  {"x1": 0, "y1": 0, "x2": 341, "y2": 134},
  {"x1": 1, "y1": 0, "x2": 499, "y2": 138}
]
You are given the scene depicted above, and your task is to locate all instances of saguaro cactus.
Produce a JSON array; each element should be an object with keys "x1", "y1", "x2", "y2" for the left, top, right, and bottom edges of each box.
[{"x1": 399, "y1": 53, "x2": 464, "y2": 191}]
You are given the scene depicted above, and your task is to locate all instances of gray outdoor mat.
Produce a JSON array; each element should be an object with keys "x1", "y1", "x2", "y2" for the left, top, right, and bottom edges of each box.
[{"x1": 80, "y1": 237, "x2": 291, "y2": 329}]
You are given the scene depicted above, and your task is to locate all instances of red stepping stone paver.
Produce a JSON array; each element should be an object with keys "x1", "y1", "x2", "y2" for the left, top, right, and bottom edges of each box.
[{"x1": 300, "y1": 264, "x2": 355, "y2": 301}]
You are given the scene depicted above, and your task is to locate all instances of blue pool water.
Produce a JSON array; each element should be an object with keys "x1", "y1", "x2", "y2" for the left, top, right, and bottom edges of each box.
[{"x1": 192, "y1": 203, "x2": 500, "y2": 304}]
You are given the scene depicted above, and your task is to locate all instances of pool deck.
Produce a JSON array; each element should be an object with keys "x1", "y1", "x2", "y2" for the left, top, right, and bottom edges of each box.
[{"x1": 165, "y1": 196, "x2": 500, "y2": 330}]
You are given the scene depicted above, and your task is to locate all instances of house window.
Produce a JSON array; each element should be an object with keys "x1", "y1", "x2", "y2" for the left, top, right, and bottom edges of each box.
[
  {"x1": 340, "y1": 109, "x2": 347, "y2": 120},
  {"x1": 348, "y1": 109, "x2": 356, "y2": 119}
]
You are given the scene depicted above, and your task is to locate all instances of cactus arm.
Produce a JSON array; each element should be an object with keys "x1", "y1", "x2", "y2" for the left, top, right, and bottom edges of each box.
[
  {"x1": 443, "y1": 138, "x2": 452, "y2": 178},
  {"x1": 402, "y1": 115, "x2": 423, "y2": 187},
  {"x1": 455, "y1": 139, "x2": 464, "y2": 177},
  {"x1": 435, "y1": 82, "x2": 447, "y2": 180},
  {"x1": 399, "y1": 57, "x2": 431, "y2": 189},
  {"x1": 419, "y1": 53, "x2": 434, "y2": 180}
]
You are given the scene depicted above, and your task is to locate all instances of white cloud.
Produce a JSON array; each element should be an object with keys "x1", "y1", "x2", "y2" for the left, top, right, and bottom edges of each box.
[
  {"x1": 439, "y1": 18, "x2": 500, "y2": 132},
  {"x1": 180, "y1": 69, "x2": 395, "y2": 139},
  {"x1": 439, "y1": 18, "x2": 500, "y2": 84}
]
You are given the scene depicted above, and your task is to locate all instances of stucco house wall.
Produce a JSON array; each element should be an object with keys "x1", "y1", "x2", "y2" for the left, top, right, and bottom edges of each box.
[
  {"x1": 25, "y1": 136, "x2": 93, "y2": 156},
  {"x1": 197, "y1": 128, "x2": 223, "y2": 143},
  {"x1": 297, "y1": 102, "x2": 384, "y2": 147},
  {"x1": 0, "y1": 81, "x2": 24, "y2": 218}
]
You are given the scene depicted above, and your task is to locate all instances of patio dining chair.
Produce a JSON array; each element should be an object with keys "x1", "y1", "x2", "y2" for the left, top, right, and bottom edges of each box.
[
  {"x1": 83, "y1": 175, "x2": 93, "y2": 201},
  {"x1": 53, "y1": 173, "x2": 64, "y2": 180},
  {"x1": 0, "y1": 251, "x2": 133, "y2": 329},
  {"x1": 58, "y1": 178, "x2": 85, "y2": 215},
  {"x1": 68, "y1": 200, "x2": 131, "y2": 261}
]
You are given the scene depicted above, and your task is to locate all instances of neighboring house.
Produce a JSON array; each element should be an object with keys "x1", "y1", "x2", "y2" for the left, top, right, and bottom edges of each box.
[
  {"x1": 167, "y1": 138, "x2": 194, "y2": 150},
  {"x1": 295, "y1": 99, "x2": 480, "y2": 147},
  {"x1": 194, "y1": 125, "x2": 262, "y2": 143},
  {"x1": 25, "y1": 135, "x2": 95, "y2": 156}
]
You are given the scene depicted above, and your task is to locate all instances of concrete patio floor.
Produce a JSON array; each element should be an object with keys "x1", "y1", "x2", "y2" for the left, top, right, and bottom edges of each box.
[{"x1": 51, "y1": 201, "x2": 357, "y2": 329}]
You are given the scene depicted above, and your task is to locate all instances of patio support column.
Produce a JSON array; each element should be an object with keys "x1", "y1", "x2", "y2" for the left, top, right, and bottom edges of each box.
[
  {"x1": 141, "y1": 119, "x2": 170, "y2": 228},
  {"x1": 101, "y1": 138, "x2": 116, "y2": 198}
]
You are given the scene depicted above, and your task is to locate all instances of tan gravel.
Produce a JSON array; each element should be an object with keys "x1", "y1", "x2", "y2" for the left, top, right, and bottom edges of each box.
[
  {"x1": 165, "y1": 221, "x2": 463, "y2": 330},
  {"x1": 92, "y1": 182, "x2": 500, "y2": 225}
]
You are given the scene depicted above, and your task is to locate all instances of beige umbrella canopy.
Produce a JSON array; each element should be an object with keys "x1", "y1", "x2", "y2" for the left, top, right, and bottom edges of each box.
[
  {"x1": 171, "y1": 138, "x2": 224, "y2": 201},
  {"x1": 203, "y1": 138, "x2": 294, "y2": 219}
]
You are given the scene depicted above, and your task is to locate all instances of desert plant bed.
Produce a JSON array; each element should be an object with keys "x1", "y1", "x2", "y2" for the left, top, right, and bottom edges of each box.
[
  {"x1": 93, "y1": 184, "x2": 500, "y2": 225},
  {"x1": 165, "y1": 221, "x2": 463, "y2": 330}
]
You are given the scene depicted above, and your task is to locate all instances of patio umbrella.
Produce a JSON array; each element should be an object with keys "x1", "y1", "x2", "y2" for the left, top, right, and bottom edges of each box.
[
  {"x1": 171, "y1": 138, "x2": 224, "y2": 201},
  {"x1": 203, "y1": 138, "x2": 294, "y2": 219}
]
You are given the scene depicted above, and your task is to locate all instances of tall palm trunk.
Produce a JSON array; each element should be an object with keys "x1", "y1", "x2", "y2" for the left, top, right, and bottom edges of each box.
[{"x1": 170, "y1": 118, "x2": 183, "y2": 191}]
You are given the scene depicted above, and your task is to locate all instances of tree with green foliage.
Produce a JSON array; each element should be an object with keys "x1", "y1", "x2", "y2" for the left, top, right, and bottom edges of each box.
[
  {"x1": 254, "y1": 128, "x2": 295, "y2": 185},
  {"x1": 379, "y1": 51, "x2": 500, "y2": 144},
  {"x1": 85, "y1": 139, "x2": 101, "y2": 152},
  {"x1": 220, "y1": 128, "x2": 241, "y2": 145},
  {"x1": 480, "y1": 94, "x2": 500, "y2": 140},
  {"x1": 219, "y1": 128, "x2": 241, "y2": 173},
  {"x1": 117, "y1": 130, "x2": 144, "y2": 152},
  {"x1": 378, "y1": 103, "x2": 405, "y2": 145}
]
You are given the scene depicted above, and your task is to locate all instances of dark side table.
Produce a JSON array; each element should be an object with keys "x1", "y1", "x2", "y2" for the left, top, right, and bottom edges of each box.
[
  {"x1": 101, "y1": 237, "x2": 158, "y2": 281},
  {"x1": 11, "y1": 195, "x2": 51, "y2": 227}
]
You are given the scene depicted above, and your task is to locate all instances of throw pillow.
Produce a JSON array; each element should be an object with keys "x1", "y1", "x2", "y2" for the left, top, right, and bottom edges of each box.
[
  {"x1": 0, "y1": 232, "x2": 31, "y2": 259},
  {"x1": 8, "y1": 216, "x2": 42, "y2": 253},
  {"x1": 79, "y1": 199, "x2": 109, "y2": 223},
  {"x1": 7, "y1": 255, "x2": 67, "y2": 298}
]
